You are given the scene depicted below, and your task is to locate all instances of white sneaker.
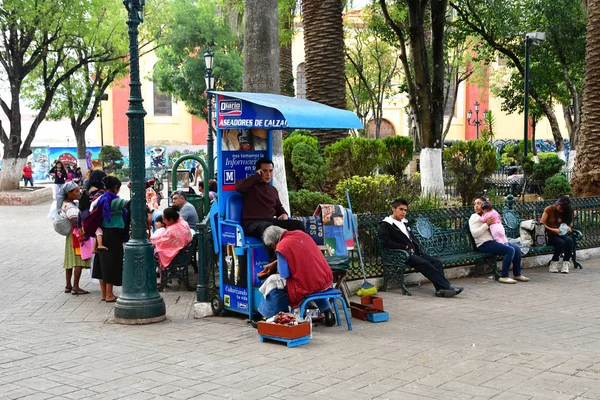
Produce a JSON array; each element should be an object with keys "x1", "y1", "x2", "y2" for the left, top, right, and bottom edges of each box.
[
  {"x1": 549, "y1": 261, "x2": 560, "y2": 273},
  {"x1": 561, "y1": 261, "x2": 570, "y2": 274},
  {"x1": 499, "y1": 277, "x2": 517, "y2": 284}
]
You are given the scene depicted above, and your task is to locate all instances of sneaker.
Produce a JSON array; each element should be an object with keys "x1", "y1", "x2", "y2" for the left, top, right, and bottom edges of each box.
[
  {"x1": 549, "y1": 261, "x2": 560, "y2": 273},
  {"x1": 561, "y1": 261, "x2": 570, "y2": 274},
  {"x1": 498, "y1": 277, "x2": 517, "y2": 284},
  {"x1": 514, "y1": 275, "x2": 530, "y2": 282}
]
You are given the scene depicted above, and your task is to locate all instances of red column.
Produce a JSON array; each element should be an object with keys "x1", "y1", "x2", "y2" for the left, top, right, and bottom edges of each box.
[
  {"x1": 192, "y1": 116, "x2": 208, "y2": 145},
  {"x1": 112, "y1": 77, "x2": 130, "y2": 146}
]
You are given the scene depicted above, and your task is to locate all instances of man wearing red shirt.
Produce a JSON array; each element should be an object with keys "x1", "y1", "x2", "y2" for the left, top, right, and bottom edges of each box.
[{"x1": 22, "y1": 162, "x2": 34, "y2": 187}]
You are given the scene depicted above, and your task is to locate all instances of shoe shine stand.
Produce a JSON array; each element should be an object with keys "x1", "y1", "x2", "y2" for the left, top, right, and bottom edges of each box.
[{"x1": 208, "y1": 92, "x2": 362, "y2": 321}]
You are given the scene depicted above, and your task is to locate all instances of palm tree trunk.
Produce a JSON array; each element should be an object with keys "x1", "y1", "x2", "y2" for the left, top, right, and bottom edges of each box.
[
  {"x1": 572, "y1": 0, "x2": 600, "y2": 196},
  {"x1": 244, "y1": 0, "x2": 290, "y2": 212},
  {"x1": 302, "y1": 0, "x2": 348, "y2": 147}
]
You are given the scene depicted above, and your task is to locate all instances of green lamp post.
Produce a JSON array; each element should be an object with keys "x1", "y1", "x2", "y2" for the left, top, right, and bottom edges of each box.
[
  {"x1": 203, "y1": 48, "x2": 215, "y2": 179},
  {"x1": 114, "y1": 0, "x2": 166, "y2": 324}
]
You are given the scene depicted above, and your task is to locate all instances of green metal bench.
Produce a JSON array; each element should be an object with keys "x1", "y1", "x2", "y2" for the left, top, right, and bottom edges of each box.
[
  {"x1": 378, "y1": 218, "x2": 496, "y2": 295},
  {"x1": 501, "y1": 209, "x2": 583, "y2": 269}
]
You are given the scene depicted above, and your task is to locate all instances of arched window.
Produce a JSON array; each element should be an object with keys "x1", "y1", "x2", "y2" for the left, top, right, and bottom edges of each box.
[
  {"x1": 367, "y1": 119, "x2": 396, "y2": 138},
  {"x1": 296, "y1": 63, "x2": 306, "y2": 99},
  {"x1": 153, "y1": 82, "x2": 172, "y2": 116}
]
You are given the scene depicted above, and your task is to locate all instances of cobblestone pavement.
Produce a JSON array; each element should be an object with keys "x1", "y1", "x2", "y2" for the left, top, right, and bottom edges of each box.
[{"x1": 2, "y1": 201, "x2": 600, "y2": 399}]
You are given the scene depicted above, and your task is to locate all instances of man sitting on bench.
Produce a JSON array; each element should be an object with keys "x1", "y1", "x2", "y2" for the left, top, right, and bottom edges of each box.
[
  {"x1": 235, "y1": 157, "x2": 304, "y2": 240},
  {"x1": 379, "y1": 198, "x2": 463, "y2": 298}
]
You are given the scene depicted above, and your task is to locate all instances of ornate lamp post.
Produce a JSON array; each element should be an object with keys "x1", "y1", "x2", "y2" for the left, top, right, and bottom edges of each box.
[
  {"x1": 114, "y1": 0, "x2": 166, "y2": 324},
  {"x1": 523, "y1": 31, "x2": 545, "y2": 158},
  {"x1": 466, "y1": 101, "x2": 485, "y2": 139},
  {"x1": 204, "y1": 49, "x2": 215, "y2": 179}
]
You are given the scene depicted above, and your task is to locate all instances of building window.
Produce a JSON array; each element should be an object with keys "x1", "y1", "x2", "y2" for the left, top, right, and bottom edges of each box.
[
  {"x1": 153, "y1": 83, "x2": 172, "y2": 116},
  {"x1": 296, "y1": 63, "x2": 306, "y2": 99}
]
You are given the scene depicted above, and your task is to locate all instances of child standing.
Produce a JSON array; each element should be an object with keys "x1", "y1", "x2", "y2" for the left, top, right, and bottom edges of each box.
[{"x1": 481, "y1": 201, "x2": 508, "y2": 244}]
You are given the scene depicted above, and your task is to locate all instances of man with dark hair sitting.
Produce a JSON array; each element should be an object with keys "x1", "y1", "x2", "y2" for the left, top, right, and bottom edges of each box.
[
  {"x1": 171, "y1": 190, "x2": 199, "y2": 229},
  {"x1": 235, "y1": 157, "x2": 303, "y2": 240},
  {"x1": 378, "y1": 198, "x2": 463, "y2": 298}
]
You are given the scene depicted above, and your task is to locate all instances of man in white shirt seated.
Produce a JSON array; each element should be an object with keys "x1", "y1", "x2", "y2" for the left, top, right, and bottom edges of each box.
[{"x1": 378, "y1": 198, "x2": 463, "y2": 298}]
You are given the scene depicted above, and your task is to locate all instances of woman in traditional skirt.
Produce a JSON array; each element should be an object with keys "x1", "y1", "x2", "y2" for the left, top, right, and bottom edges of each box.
[
  {"x1": 61, "y1": 182, "x2": 91, "y2": 294},
  {"x1": 92, "y1": 176, "x2": 128, "y2": 302}
]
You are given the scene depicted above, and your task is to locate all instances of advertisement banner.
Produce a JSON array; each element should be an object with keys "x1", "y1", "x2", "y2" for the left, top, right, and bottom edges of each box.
[
  {"x1": 218, "y1": 98, "x2": 288, "y2": 129},
  {"x1": 222, "y1": 244, "x2": 248, "y2": 312}
]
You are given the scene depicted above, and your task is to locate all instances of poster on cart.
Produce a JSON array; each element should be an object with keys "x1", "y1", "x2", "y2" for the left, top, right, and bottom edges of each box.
[
  {"x1": 221, "y1": 129, "x2": 267, "y2": 191},
  {"x1": 222, "y1": 244, "x2": 249, "y2": 311}
]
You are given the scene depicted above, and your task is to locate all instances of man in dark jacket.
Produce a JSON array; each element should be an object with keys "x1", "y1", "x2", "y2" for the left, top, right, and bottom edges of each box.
[
  {"x1": 378, "y1": 198, "x2": 463, "y2": 298},
  {"x1": 235, "y1": 157, "x2": 303, "y2": 239}
]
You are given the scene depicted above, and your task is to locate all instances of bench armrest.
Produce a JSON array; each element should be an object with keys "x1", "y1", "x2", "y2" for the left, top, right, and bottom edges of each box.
[
  {"x1": 381, "y1": 248, "x2": 410, "y2": 265},
  {"x1": 570, "y1": 229, "x2": 583, "y2": 240}
]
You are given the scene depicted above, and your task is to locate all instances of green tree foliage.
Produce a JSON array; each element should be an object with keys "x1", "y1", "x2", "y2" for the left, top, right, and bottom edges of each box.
[
  {"x1": 543, "y1": 174, "x2": 573, "y2": 199},
  {"x1": 100, "y1": 146, "x2": 124, "y2": 173},
  {"x1": 152, "y1": 0, "x2": 243, "y2": 119},
  {"x1": 443, "y1": 140, "x2": 498, "y2": 205},
  {"x1": 291, "y1": 143, "x2": 328, "y2": 192},
  {"x1": 283, "y1": 130, "x2": 320, "y2": 190},
  {"x1": 335, "y1": 174, "x2": 420, "y2": 214},
  {"x1": 289, "y1": 190, "x2": 335, "y2": 217},
  {"x1": 451, "y1": 0, "x2": 587, "y2": 154},
  {"x1": 380, "y1": 136, "x2": 414, "y2": 177},
  {"x1": 0, "y1": 0, "x2": 122, "y2": 190},
  {"x1": 324, "y1": 137, "x2": 384, "y2": 184},
  {"x1": 344, "y1": 10, "x2": 400, "y2": 136},
  {"x1": 22, "y1": 0, "x2": 136, "y2": 167},
  {"x1": 530, "y1": 153, "x2": 565, "y2": 184}
]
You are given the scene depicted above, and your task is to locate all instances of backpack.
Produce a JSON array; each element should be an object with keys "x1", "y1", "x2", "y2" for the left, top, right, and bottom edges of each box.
[
  {"x1": 53, "y1": 210, "x2": 73, "y2": 236},
  {"x1": 520, "y1": 219, "x2": 546, "y2": 247},
  {"x1": 81, "y1": 207, "x2": 103, "y2": 238},
  {"x1": 533, "y1": 222, "x2": 547, "y2": 246}
]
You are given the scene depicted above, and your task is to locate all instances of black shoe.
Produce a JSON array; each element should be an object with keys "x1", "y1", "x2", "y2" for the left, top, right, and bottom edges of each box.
[
  {"x1": 324, "y1": 309, "x2": 336, "y2": 327},
  {"x1": 249, "y1": 320, "x2": 258, "y2": 329},
  {"x1": 435, "y1": 289, "x2": 456, "y2": 298},
  {"x1": 452, "y1": 286, "x2": 464, "y2": 295}
]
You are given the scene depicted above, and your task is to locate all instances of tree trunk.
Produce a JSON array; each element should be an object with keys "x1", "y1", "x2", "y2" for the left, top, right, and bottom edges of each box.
[
  {"x1": 420, "y1": 148, "x2": 445, "y2": 197},
  {"x1": 280, "y1": 42, "x2": 295, "y2": 97},
  {"x1": 243, "y1": 0, "x2": 290, "y2": 212},
  {"x1": 303, "y1": 0, "x2": 348, "y2": 147},
  {"x1": 572, "y1": 0, "x2": 600, "y2": 196},
  {"x1": 74, "y1": 127, "x2": 88, "y2": 175}
]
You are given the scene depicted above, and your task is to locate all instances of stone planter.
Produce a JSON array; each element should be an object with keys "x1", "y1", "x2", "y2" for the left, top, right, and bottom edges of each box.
[{"x1": 0, "y1": 186, "x2": 53, "y2": 206}]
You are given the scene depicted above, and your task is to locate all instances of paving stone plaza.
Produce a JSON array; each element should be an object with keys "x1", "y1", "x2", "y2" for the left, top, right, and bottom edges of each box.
[{"x1": 2, "y1": 201, "x2": 600, "y2": 399}]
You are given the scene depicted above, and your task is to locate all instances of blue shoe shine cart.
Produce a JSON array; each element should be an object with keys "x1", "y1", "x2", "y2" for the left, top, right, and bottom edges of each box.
[{"x1": 208, "y1": 92, "x2": 362, "y2": 320}]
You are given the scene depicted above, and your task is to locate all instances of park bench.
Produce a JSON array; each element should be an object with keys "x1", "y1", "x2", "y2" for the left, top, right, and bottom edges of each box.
[
  {"x1": 501, "y1": 209, "x2": 583, "y2": 269},
  {"x1": 158, "y1": 234, "x2": 198, "y2": 292},
  {"x1": 378, "y1": 208, "x2": 584, "y2": 295},
  {"x1": 378, "y1": 218, "x2": 496, "y2": 295}
]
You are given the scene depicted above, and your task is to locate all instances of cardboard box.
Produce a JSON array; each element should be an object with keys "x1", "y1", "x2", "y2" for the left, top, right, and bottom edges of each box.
[{"x1": 257, "y1": 321, "x2": 311, "y2": 339}]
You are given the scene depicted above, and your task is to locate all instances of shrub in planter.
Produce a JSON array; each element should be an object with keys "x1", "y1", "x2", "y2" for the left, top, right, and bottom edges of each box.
[
  {"x1": 324, "y1": 137, "x2": 384, "y2": 184},
  {"x1": 283, "y1": 131, "x2": 320, "y2": 190},
  {"x1": 543, "y1": 174, "x2": 572, "y2": 199},
  {"x1": 334, "y1": 174, "x2": 419, "y2": 214},
  {"x1": 291, "y1": 143, "x2": 327, "y2": 192},
  {"x1": 380, "y1": 136, "x2": 414, "y2": 177},
  {"x1": 289, "y1": 189, "x2": 335, "y2": 217},
  {"x1": 443, "y1": 140, "x2": 497, "y2": 206}
]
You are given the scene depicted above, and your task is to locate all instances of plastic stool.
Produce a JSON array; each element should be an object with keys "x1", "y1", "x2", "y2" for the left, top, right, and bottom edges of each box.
[{"x1": 298, "y1": 288, "x2": 352, "y2": 331}]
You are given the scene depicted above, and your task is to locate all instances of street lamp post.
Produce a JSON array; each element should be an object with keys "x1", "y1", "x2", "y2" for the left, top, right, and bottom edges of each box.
[
  {"x1": 114, "y1": 0, "x2": 166, "y2": 324},
  {"x1": 523, "y1": 31, "x2": 546, "y2": 158},
  {"x1": 466, "y1": 101, "x2": 485, "y2": 139},
  {"x1": 204, "y1": 49, "x2": 215, "y2": 179}
]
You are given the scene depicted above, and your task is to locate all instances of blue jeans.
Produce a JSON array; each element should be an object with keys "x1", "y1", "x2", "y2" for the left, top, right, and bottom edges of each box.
[{"x1": 478, "y1": 241, "x2": 522, "y2": 278}]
